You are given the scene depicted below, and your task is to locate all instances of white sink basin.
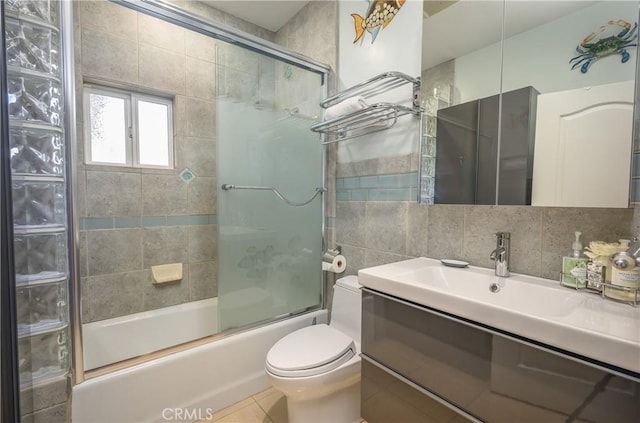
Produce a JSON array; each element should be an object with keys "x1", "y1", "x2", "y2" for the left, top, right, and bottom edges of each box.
[{"x1": 358, "y1": 257, "x2": 640, "y2": 376}]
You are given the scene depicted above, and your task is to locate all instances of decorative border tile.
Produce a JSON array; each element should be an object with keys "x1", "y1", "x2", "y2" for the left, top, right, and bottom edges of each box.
[
  {"x1": 142, "y1": 216, "x2": 166, "y2": 227},
  {"x1": 114, "y1": 217, "x2": 141, "y2": 228},
  {"x1": 337, "y1": 172, "x2": 418, "y2": 202},
  {"x1": 83, "y1": 218, "x2": 114, "y2": 230},
  {"x1": 80, "y1": 214, "x2": 216, "y2": 230}
]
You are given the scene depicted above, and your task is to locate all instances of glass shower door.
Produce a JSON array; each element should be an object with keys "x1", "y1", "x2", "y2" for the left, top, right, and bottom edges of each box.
[{"x1": 216, "y1": 46, "x2": 324, "y2": 331}]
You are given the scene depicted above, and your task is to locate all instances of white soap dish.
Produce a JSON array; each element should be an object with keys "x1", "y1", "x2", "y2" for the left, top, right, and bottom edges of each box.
[
  {"x1": 151, "y1": 263, "x2": 183, "y2": 284},
  {"x1": 441, "y1": 259, "x2": 469, "y2": 268}
]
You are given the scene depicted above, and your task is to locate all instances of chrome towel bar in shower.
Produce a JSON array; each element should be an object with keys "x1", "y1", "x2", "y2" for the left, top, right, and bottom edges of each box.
[{"x1": 221, "y1": 184, "x2": 326, "y2": 207}]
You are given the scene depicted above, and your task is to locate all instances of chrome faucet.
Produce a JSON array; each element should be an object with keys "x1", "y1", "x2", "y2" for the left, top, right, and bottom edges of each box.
[{"x1": 490, "y1": 232, "x2": 510, "y2": 277}]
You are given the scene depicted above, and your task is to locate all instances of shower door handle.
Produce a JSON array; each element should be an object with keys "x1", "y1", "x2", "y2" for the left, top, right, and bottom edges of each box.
[{"x1": 221, "y1": 184, "x2": 325, "y2": 207}]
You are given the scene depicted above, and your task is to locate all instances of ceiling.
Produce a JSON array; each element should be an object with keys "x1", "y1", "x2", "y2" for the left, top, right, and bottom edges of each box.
[
  {"x1": 201, "y1": 1, "x2": 598, "y2": 67},
  {"x1": 201, "y1": 0, "x2": 310, "y2": 32}
]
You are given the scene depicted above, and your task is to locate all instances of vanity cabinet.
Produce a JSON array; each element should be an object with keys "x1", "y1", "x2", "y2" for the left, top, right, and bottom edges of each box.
[{"x1": 361, "y1": 289, "x2": 640, "y2": 423}]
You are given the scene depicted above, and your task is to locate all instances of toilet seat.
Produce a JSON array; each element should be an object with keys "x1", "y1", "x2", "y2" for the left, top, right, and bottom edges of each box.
[{"x1": 266, "y1": 324, "x2": 356, "y2": 377}]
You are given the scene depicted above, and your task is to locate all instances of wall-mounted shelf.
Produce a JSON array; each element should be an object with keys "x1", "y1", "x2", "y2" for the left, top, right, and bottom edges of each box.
[
  {"x1": 311, "y1": 71, "x2": 421, "y2": 143},
  {"x1": 312, "y1": 103, "x2": 418, "y2": 144}
]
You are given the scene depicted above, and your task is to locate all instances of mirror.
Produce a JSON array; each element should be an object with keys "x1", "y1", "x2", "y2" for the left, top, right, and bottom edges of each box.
[{"x1": 420, "y1": 0, "x2": 638, "y2": 207}]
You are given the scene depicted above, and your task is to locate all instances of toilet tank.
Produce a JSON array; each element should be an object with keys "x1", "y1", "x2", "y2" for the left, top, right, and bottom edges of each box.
[{"x1": 329, "y1": 276, "x2": 362, "y2": 344}]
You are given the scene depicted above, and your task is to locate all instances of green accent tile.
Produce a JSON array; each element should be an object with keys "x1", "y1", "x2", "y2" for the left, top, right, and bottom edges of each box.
[
  {"x1": 84, "y1": 217, "x2": 114, "y2": 230},
  {"x1": 336, "y1": 178, "x2": 345, "y2": 189},
  {"x1": 78, "y1": 219, "x2": 85, "y2": 230},
  {"x1": 167, "y1": 215, "x2": 192, "y2": 226},
  {"x1": 359, "y1": 176, "x2": 378, "y2": 188},
  {"x1": 398, "y1": 173, "x2": 419, "y2": 187},
  {"x1": 208, "y1": 215, "x2": 217, "y2": 224},
  {"x1": 337, "y1": 190, "x2": 351, "y2": 201},
  {"x1": 179, "y1": 167, "x2": 196, "y2": 184},
  {"x1": 368, "y1": 188, "x2": 412, "y2": 201},
  {"x1": 142, "y1": 216, "x2": 166, "y2": 227},
  {"x1": 343, "y1": 177, "x2": 359, "y2": 189},
  {"x1": 189, "y1": 215, "x2": 209, "y2": 225},
  {"x1": 377, "y1": 174, "x2": 400, "y2": 187},
  {"x1": 350, "y1": 189, "x2": 368, "y2": 201},
  {"x1": 115, "y1": 217, "x2": 141, "y2": 228},
  {"x1": 326, "y1": 217, "x2": 335, "y2": 228},
  {"x1": 410, "y1": 187, "x2": 418, "y2": 201}
]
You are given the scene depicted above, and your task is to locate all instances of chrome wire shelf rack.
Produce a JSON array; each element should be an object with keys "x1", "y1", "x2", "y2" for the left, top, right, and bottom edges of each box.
[{"x1": 312, "y1": 71, "x2": 421, "y2": 143}]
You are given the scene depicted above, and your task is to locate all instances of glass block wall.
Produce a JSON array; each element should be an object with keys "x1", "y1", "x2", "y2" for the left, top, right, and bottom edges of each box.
[
  {"x1": 4, "y1": 0, "x2": 71, "y2": 420},
  {"x1": 419, "y1": 86, "x2": 451, "y2": 204}
]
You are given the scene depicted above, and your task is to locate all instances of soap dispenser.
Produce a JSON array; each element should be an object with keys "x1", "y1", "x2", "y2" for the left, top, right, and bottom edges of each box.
[
  {"x1": 561, "y1": 231, "x2": 588, "y2": 288},
  {"x1": 606, "y1": 239, "x2": 640, "y2": 301}
]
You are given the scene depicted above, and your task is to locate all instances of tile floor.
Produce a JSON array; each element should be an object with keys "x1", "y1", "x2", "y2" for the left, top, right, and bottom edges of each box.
[
  {"x1": 199, "y1": 372, "x2": 567, "y2": 423},
  {"x1": 198, "y1": 384, "x2": 470, "y2": 423},
  {"x1": 196, "y1": 388, "x2": 367, "y2": 423},
  {"x1": 195, "y1": 387, "x2": 286, "y2": 423}
]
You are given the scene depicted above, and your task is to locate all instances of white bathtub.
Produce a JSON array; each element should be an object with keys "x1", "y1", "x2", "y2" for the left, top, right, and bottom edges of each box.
[
  {"x1": 83, "y1": 298, "x2": 220, "y2": 371},
  {"x1": 73, "y1": 308, "x2": 328, "y2": 423}
]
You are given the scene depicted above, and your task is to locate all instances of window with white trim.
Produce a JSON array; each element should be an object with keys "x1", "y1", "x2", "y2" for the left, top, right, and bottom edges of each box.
[{"x1": 84, "y1": 85, "x2": 174, "y2": 169}]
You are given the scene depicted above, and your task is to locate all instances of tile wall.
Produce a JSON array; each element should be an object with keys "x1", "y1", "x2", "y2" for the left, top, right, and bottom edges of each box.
[
  {"x1": 275, "y1": 1, "x2": 338, "y2": 219},
  {"x1": 274, "y1": 1, "x2": 340, "y2": 296},
  {"x1": 421, "y1": 59, "x2": 456, "y2": 103},
  {"x1": 74, "y1": 0, "x2": 222, "y2": 323},
  {"x1": 413, "y1": 65, "x2": 637, "y2": 277},
  {"x1": 336, "y1": 155, "x2": 635, "y2": 281},
  {"x1": 10, "y1": 0, "x2": 327, "y2": 420},
  {"x1": 73, "y1": 0, "x2": 286, "y2": 324}
]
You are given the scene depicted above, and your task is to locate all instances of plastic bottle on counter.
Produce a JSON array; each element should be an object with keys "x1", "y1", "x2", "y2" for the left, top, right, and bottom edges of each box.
[{"x1": 561, "y1": 231, "x2": 588, "y2": 289}]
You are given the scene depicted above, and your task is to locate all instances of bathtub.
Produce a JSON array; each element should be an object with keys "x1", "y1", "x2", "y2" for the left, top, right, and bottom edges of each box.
[
  {"x1": 83, "y1": 298, "x2": 220, "y2": 371},
  {"x1": 72, "y1": 308, "x2": 327, "y2": 422}
]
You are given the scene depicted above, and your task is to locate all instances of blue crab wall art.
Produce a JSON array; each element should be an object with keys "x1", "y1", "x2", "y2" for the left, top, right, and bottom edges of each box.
[{"x1": 570, "y1": 19, "x2": 638, "y2": 73}]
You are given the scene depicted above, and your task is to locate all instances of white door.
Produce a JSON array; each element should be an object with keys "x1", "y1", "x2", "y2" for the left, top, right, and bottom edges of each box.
[{"x1": 531, "y1": 80, "x2": 634, "y2": 208}]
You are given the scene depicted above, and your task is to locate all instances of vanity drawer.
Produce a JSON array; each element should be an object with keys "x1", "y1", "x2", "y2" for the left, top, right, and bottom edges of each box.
[
  {"x1": 361, "y1": 357, "x2": 472, "y2": 423},
  {"x1": 361, "y1": 289, "x2": 640, "y2": 423}
]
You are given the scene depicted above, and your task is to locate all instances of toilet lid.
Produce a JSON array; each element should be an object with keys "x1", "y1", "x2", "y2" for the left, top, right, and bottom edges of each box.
[{"x1": 266, "y1": 324, "x2": 356, "y2": 377}]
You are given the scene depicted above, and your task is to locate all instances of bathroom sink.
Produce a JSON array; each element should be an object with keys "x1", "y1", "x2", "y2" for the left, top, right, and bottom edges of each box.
[{"x1": 358, "y1": 257, "x2": 640, "y2": 376}]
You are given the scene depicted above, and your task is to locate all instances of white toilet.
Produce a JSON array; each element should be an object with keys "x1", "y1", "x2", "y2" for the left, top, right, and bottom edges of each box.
[{"x1": 265, "y1": 275, "x2": 362, "y2": 423}]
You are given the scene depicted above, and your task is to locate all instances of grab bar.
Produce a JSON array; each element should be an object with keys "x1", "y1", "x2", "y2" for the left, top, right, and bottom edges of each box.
[{"x1": 221, "y1": 184, "x2": 326, "y2": 207}]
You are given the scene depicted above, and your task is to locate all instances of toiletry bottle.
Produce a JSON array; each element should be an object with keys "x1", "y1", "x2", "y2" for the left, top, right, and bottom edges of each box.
[
  {"x1": 606, "y1": 239, "x2": 640, "y2": 302},
  {"x1": 586, "y1": 257, "x2": 605, "y2": 292},
  {"x1": 561, "y1": 231, "x2": 588, "y2": 288}
]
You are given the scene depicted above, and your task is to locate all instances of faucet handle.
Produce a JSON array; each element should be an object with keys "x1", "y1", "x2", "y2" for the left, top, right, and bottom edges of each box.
[{"x1": 490, "y1": 248, "x2": 501, "y2": 261}]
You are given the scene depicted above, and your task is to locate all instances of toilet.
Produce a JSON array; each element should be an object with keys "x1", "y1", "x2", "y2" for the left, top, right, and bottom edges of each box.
[{"x1": 265, "y1": 275, "x2": 362, "y2": 423}]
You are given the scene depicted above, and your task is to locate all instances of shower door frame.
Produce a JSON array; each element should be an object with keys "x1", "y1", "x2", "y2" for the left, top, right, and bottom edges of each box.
[
  {"x1": 70, "y1": 0, "x2": 331, "y2": 384},
  {"x1": 0, "y1": 1, "x2": 21, "y2": 419}
]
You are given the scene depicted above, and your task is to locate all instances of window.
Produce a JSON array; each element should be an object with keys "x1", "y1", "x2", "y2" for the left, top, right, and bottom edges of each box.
[{"x1": 84, "y1": 85, "x2": 174, "y2": 169}]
